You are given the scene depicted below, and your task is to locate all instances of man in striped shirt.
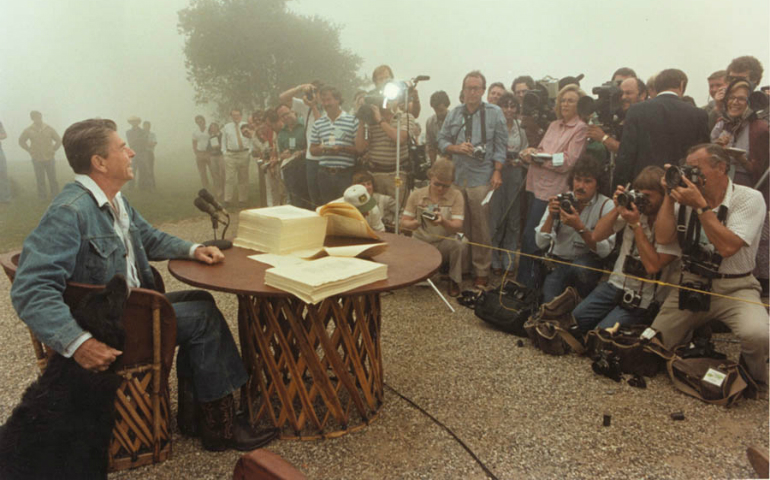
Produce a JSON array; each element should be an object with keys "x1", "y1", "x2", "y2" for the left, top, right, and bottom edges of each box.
[{"x1": 309, "y1": 86, "x2": 360, "y2": 204}]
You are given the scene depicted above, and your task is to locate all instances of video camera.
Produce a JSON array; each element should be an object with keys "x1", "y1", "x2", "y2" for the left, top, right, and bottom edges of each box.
[
  {"x1": 355, "y1": 92, "x2": 385, "y2": 126},
  {"x1": 665, "y1": 165, "x2": 703, "y2": 190},
  {"x1": 577, "y1": 81, "x2": 622, "y2": 133},
  {"x1": 616, "y1": 189, "x2": 648, "y2": 210},
  {"x1": 521, "y1": 77, "x2": 558, "y2": 131}
]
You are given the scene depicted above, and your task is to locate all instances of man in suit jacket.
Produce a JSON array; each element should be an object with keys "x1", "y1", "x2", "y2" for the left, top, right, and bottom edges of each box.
[{"x1": 615, "y1": 68, "x2": 710, "y2": 188}]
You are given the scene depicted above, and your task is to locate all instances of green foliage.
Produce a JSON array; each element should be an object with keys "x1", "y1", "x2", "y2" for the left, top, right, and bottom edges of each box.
[{"x1": 178, "y1": 0, "x2": 366, "y2": 116}]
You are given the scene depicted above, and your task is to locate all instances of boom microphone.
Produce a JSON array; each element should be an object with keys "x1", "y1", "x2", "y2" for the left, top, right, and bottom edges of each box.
[
  {"x1": 413, "y1": 75, "x2": 430, "y2": 82},
  {"x1": 198, "y1": 189, "x2": 228, "y2": 215}
]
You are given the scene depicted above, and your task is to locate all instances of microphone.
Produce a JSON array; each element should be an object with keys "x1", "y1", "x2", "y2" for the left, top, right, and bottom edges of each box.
[
  {"x1": 193, "y1": 197, "x2": 232, "y2": 250},
  {"x1": 198, "y1": 189, "x2": 228, "y2": 215}
]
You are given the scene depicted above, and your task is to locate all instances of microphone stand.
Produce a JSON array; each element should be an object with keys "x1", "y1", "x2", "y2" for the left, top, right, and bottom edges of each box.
[{"x1": 203, "y1": 212, "x2": 233, "y2": 250}]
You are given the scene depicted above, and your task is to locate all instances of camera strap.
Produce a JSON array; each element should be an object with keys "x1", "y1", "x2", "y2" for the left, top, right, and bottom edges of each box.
[
  {"x1": 461, "y1": 104, "x2": 487, "y2": 146},
  {"x1": 621, "y1": 222, "x2": 660, "y2": 298},
  {"x1": 678, "y1": 204, "x2": 728, "y2": 250}
]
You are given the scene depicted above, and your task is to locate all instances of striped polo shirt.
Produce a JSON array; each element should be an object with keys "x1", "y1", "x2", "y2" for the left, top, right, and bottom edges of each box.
[
  {"x1": 368, "y1": 111, "x2": 418, "y2": 172},
  {"x1": 310, "y1": 112, "x2": 359, "y2": 168}
]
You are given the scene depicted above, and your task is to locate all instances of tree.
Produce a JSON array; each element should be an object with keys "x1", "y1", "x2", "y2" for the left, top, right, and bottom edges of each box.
[{"x1": 178, "y1": 0, "x2": 366, "y2": 117}]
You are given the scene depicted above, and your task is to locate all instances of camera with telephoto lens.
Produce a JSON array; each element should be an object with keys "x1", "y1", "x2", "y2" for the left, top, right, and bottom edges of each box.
[
  {"x1": 521, "y1": 80, "x2": 557, "y2": 132},
  {"x1": 622, "y1": 255, "x2": 648, "y2": 278},
  {"x1": 682, "y1": 242, "x2": 723, "y2": 277},
  {"x1": 679, "y1": 281, "x2": 711, "y2": 312},
  {"x1": 556, "y1": 192, "x2": 578, "y2": 214},
  {"x1": 665, "y1": 165, "x2": 703, "y2": 189},
  {"x1": 472, "y1": 145, "x2": 487, "y2": 160},
  {"x1": 617, "y1": 189, "x2": 648, "y2": 210}
]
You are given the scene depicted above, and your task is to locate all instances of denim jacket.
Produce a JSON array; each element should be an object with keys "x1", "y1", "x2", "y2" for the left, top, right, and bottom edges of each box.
[{"x1": 11, "y1": 182, "x2": 194, "y2": 354}]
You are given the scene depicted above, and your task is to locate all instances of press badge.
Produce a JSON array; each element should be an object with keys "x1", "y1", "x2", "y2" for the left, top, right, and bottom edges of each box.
[
  {"x1": 552, "y1": 152, "x2": 564, "y2": 167},
  {"x1": 289, "y1": 138, "x2": 296, "y2": 149},
  {"x1": 702, "y1": 368, "x2": 727, "y2": 387},
  {"x1": 640, "y1": 327, "x2": 656, "y2": 340}
]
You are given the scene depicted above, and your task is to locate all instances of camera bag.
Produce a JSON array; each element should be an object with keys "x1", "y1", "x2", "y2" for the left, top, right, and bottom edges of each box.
[
  {"x1": 524, "y1": 310, "x2": 586, "y2": 356},
  {"x1": 474, "y1": 281, "x2": 538, "y2": 337},
  {"x1": 585, "y1": 325, "x2": 664, "y2": 377}
]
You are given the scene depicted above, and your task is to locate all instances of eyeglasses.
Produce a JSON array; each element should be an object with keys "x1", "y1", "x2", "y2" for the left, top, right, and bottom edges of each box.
[
  {"x1": 726, "y1": 95, "x2": 748, "y2": 104},
  {"x1": 431, "y1": 181, "x2": 451, "y2": 189},
  {"x1": 560, "y1": 98, "x2": 578, "y2": 105}
]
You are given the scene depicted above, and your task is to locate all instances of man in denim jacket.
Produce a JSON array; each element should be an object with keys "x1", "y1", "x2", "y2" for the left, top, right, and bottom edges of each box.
[{"x1": 10, "y1": 119, "x2": 276, "y2": 452}]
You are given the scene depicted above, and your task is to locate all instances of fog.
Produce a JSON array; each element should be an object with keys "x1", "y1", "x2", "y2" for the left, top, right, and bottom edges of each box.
[{"x1": 1, "y1": 0, "x2": 768, "y2": 165}]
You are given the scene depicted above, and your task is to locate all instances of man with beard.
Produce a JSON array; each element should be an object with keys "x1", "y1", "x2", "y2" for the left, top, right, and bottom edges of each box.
[
  {"x1": 535, "y1": 156, "x2": 615, "y2": 303},
  {"x1": 572, "y1": 166, "x2": 678, "y2": 331}
]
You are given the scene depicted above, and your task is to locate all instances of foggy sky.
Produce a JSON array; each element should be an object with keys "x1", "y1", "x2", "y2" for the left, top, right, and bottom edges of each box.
[{"x1": 1, "y1": 0, "x2": 768, "y2": 164}]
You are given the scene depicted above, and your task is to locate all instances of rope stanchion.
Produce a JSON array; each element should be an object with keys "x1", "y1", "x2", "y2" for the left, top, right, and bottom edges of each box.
[{"x1": 430, "y1": 234, "x2": 770, "y2": 309}]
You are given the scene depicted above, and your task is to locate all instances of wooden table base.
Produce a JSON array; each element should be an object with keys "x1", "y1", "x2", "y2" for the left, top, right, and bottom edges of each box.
[{"x1": 237, "y1": 293, "x2": 384, "y2": 440}]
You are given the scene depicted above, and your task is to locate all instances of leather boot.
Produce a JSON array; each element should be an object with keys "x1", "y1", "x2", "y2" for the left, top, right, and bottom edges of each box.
[
  {"x1": 199, "y1": 394, "x2": 279, "y2": 452},
  {"x1": 542, "y1": 287, "x2": 580, "y2": 319},
  {"x1": 177, "y1": 377, "x2": 199, "y2": 437}
]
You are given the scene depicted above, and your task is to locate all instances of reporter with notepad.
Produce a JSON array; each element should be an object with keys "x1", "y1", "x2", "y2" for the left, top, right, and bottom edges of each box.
[{"x1": 517, "y1": 84, "x2": 588, "y2": 290}]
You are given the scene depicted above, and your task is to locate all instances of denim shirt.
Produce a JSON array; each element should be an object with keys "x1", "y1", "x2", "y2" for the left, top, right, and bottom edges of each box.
[
  {"x1": 11, "y1": 182, "x2": 194, "y2": 355},
  {"x1": 437, "y1": 102, "x2": 508, "y2": 188}
]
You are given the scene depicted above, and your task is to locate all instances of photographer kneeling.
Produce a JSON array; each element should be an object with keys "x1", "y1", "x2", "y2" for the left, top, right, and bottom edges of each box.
[
  {"x1": 651, "y1": 143, "x2": 769, "y2": 387},
  {"x1": 400, "y1": 159, "x2": 465, "y2": 297},
  {"x1": 535, "y1": 156, "x2": 615, "y2": 303},
  {"x1": 572, "y1": 166, "x2": 678, "y2": 332}
]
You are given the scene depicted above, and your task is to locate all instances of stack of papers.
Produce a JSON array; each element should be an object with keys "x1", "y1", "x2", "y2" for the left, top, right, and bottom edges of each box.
[
  {"x1": 234, "y1": 205, "x2": 327, "y2": 254},
  {"x1": 264, "y1": 256, "x2": 388, "y2": 304}
]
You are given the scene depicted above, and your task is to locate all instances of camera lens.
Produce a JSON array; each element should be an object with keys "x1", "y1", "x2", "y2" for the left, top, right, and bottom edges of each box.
[
  {"x1": 617, "y1": 192, "x2": 630, "y2": 207},
  {"x1": 665, "y1": 167, "x2": 683, "y2": 188},
  {"x1": 623, "y1": 290, "x2": 635, "y2": 304}
]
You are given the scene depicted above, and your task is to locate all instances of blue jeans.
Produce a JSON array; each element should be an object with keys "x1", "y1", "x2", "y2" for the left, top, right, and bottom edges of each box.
[
  {"x1": 317, "y1": 166, "x2": 354, "y2": 205},
  {"x1": 283, "y1": 157, "x2": 311, "y2": 209},
  {"x1": 306, "y1": 160, "x2": 321, "y2": 208},
  {"x1": 168, "y1": 290, "x2": 248, "y2": 403},
  {"x1": 490, "y1": 164, "x2": 525, "y2": 271},
  {"x1": 542, "y1": 253, "x2": 603, "y2": 303},
  {"x1": 573, "y1": 282, "x2": 650, "y2": 332},
  {"x1": 516, "y1": 194, "x2": 548, "y2": 289},
  {"x1": 0, "y1": 145, "x2": 10, "y2": 202},
  {"x1": 32, "y1": 159, "x2": 58, "y2": 200}
]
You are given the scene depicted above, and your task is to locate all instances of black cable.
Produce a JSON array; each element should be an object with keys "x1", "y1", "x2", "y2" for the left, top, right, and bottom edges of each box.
[{"x1": 383, "y1": 382, "x2": 500, "y2": 480}]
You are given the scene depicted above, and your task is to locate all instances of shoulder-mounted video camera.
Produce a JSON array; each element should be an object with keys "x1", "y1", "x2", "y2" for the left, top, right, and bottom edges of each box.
[{"x1": 521, "y1": 79, "x2": 557, "y2": 132}]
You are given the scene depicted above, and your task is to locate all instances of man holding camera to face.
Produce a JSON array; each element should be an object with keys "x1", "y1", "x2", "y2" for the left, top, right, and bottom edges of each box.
[
  {"x1": 535, "y1": 156, "x2": 615, "y2": 303},
  {"x1": 572, "y1": 166, "x2": 678, "y2": 332},
  {"x1": 438, "y1": 70, "x2": 508, "y2": 287},
  {"x1": 650, "y1": 144, "x2": 769, "y2": 387}
]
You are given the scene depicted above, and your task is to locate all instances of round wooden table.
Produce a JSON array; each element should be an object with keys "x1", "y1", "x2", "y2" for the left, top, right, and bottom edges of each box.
[{"x1": 168, "y1": 232, "x2": 441, "y2": 440}]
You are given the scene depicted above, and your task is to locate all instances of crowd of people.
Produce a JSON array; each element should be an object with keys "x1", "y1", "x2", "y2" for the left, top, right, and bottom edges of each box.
[
  {"x1": 0, "y1": 113, "x2": 158, "y2": 203},
  {"x1": 186, "y1": 56, "x2": 769, "y2": 389}
]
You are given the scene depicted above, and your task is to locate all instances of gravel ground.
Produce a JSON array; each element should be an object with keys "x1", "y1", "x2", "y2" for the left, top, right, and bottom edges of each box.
[{"x1": 0, "y1": 216, "x2": 767, "y2": 479}]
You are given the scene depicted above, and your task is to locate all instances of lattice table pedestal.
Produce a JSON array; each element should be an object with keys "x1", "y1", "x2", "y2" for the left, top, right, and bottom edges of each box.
[{"x1": 237, "y1": 293, "x2": 383, "y2": 440}]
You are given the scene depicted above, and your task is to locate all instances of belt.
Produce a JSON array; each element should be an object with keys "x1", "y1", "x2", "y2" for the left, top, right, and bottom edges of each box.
[
  {"x1": 320, "y1": 165, "x2": 353, "y2": 173},
  {"x1": 227, "y1": 149, "x2": 248, "y2": 153},
  {"x1": 713, "y1": 272, "x2": 753, "y2": 280},
  {"x1": 371, "y1": 167, "x2": 396, "y2": 173}
]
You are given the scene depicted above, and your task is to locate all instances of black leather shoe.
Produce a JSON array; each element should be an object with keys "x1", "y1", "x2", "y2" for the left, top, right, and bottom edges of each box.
[{"x1": 230, "y1": 416, "x2": 279, "y2": 452}]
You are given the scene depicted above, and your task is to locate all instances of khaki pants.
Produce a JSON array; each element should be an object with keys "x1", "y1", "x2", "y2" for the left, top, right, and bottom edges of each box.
[
  {"x1": 224, "y1": 151, "x2": 250, "y2": 204},
  {"x1": 457, "y1": 184, "x2": 492, "y2": 278},
  {"x1": 418, "y1": 235, "x2": 464, "y2": 285},
  {"x1": 651, "y1": 272, "x2": 769, "y2": 384}
]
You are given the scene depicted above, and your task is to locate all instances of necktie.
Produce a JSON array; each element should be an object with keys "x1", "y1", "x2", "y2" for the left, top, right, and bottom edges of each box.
[{"x1": 235, "y1": 123, "x2": 244, "y2": 150}]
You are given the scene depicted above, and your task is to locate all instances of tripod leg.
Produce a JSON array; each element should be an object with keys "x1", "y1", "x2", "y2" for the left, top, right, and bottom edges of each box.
[{"x1": 427, "y1": 279, "x2": 455, "y2": 313}]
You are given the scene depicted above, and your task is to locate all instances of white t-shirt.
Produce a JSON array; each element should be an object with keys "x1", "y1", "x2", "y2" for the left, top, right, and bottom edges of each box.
[
  {"x1": 292, "y1": 97, "x2": 323, "y2": 161},
  {"x1": 192, "y1": 128, "x2": 209, "y2": 153}
]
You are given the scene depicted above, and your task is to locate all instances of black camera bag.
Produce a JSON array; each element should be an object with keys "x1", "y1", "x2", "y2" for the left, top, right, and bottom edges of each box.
[
  {"x1": 585, "y1": 325, "x2": 664, "y2": 377},
  {"x1": 474, "y1": 282, "x2": 537, "y2": 337}
]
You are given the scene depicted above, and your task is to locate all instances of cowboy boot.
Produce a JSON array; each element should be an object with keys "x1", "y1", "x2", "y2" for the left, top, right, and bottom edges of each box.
[
  {"x1": 177, "y1": 376, "x2": 199, "y2": 437},
  {"x1": 199, "y1": 394, "x2": 279, "y2": 452}
]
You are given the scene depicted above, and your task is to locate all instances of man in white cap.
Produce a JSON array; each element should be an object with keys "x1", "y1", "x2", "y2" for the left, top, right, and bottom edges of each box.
[{"x1": 343, "y1": 183, "x2": 384, "y2": 232}]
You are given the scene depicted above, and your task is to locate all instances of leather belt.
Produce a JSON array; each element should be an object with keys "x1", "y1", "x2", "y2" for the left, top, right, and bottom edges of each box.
[{"x1": 713, "y1": 272, "x2": 752, "y2": 280}]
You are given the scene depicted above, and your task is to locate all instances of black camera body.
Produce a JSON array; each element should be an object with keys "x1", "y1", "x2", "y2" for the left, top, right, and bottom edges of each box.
[
  {"x1": 619, "y1": 288, "x2": 642, "y2": 310},
  {"x1": 622, "y1": 255, "x2": 648, "y2": 278},
  {"x1": 679, "y1": 281, "x2": 711, "y2": 312},
  {"x1": 410, "y1": 144, "x2": 430, "y2": 182},
  {"x1": 617, "y1": 189, "x2": 648, "y2": 210},
  {"x1": 682, "y1": 243, "x2": 723, "y2": 277},
  {"x1": 506, "y1": 150, "x2": 520, "y2": 161},
  {"x1": 665, "y1": 165, "x2": 702, "y2": 189},
  {"x1": 521, "y1": 84, "x2": 557, "y2": 132},
  {"x1": 556, "y1": 192, "x2": 578, "y2": 214}
]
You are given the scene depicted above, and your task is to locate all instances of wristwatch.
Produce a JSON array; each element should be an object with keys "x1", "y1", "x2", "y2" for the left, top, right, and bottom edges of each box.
[
  {"x1": 695, "y1": 206, "x2": 708, "y2": 216},
  {"x1": 577, "y1": 228, "x2": 588, "y2": 235},
  {"x1": 601, "y1": 134, "x2": 609, "y2": 144}
]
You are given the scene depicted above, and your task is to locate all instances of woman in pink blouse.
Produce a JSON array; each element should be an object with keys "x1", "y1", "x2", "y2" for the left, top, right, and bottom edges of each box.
[{"x1": 515, "y1": 83, "x2": 588, "y2": 290}]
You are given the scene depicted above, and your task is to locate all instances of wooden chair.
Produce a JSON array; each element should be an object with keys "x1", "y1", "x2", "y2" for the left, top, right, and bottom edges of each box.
[{"x1": 0, "y1": 251, "x2": 176, "y2": 472}]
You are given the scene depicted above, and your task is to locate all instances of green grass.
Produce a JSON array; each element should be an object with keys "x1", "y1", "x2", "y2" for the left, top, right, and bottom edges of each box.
[{"x1": 0, "y1": 153, "x2": 226, "y2": 253}]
